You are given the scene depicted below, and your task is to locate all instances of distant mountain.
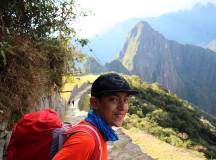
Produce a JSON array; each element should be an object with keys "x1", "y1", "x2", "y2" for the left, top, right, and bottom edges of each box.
[
  {"x1": 104, "y1": 60, "x2": 130, "y2": 74},
  {"x1": 118, "y1": 21, "x2": 216, "y2": 117},
  {"x1": 145, "y1": 3, "x2": 216, "y2": 45},
  {"x1": 83, "y1": 56, "x2": 106, "y2": 74},
  {"x1": 206, "y1": 39, "x2": 216, "y2": 52},
  {"x1": 86, "y1": 3, "x2": 216, "y2": 64},
  {"x1": 83, "y1": 57, "x2": 130, "y2": 74}
]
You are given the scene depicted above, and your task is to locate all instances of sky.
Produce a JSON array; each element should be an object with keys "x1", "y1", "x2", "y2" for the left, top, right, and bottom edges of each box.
[{"x1": 74, "y1": 0, "x2": 216, "y2": 38}]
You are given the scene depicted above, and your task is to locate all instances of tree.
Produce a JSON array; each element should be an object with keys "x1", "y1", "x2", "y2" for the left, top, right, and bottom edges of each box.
[{"x1": 0, "y1": 0, "x2": 87, "y2": 128}]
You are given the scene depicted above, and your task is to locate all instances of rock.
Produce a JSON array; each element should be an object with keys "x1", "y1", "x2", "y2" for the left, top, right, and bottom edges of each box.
[
  {"x1": 0, "y1": 130, "x2": 10, "y2": 160},
  {"x1": 0, "y1": 139, "x2": 5, "y2": 160},
  {"x1": 124, "y1": 143, "x2": 143, "y2": 154},
  {"x1": 107, "y1": 128, "x2": 154, "y2": 160}
]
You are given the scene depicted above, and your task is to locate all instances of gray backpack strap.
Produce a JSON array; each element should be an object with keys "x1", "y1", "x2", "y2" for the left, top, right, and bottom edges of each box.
[
  {"x1": 49, "y1": 124, "x2": 103, "y2": 160},
  {"x1": 49, "y1": 128, "x2": 66, "y2": 160}
]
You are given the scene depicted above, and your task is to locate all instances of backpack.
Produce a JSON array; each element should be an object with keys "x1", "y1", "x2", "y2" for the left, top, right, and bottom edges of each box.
[{"x1": 7, "y1": 109, "x2": 102, "y2": 160}]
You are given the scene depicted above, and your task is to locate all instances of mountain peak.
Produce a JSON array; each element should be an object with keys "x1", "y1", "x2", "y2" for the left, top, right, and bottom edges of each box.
[
  {"x1": 120, "y1": 21, "x2": 166, "y2": 71},
  {"x1": 119, "y1": 22, "x2": 216, "y2": 118},
  {"x1": 129, "y1": 21, "x2": 155, "y2": 38},
  {"x1": 128, "y1": 21, "x2": 165, "y2": 44},
  {"x1": 135, "y1": 21, "x2": 152, "y2": 30}
]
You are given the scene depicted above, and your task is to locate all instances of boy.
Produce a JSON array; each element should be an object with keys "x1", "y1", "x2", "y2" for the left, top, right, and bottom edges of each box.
[{"x1": 53, "y1": 73, "x2": 138, "y2": 160}]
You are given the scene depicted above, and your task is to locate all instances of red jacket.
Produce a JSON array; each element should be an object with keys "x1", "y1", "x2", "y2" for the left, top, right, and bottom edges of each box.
[{"x1": 53, "y1": 120, "x2": 107, "y2": 160}]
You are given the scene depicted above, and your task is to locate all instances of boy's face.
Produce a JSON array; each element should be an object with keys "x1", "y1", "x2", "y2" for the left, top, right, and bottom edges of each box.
[{"x1": 90, "y1": 92, "x2": 129, "y2": 127}]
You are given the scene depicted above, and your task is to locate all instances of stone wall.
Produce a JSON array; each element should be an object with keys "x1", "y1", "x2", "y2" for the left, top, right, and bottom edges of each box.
[
  {"x1": 108, "y1": 128, "x2": 154, "y2": 160},
  {"x1": 38, "y1": 91, "x2": 67, "y2": 118},
  {"x1": 68, "y1": 82, "x2": 90, "y2": 103},
  {"x1": 0, "y1": 82, "x2": 90, "y2": 160},
  {"x1": 0, "y1": 91, "x2": 67, "y2": 160},
  {"x1": 0, "y1": 121, "x2": 11, "y2": 160}
]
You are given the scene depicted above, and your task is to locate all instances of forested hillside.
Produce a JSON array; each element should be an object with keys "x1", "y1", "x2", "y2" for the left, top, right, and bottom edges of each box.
[
  {"x1": 124, "y1": 76, "x2": 216, "y2": 159},
  {"x1": 0, "y1": 0, "x2": 86, "y2": 129}
]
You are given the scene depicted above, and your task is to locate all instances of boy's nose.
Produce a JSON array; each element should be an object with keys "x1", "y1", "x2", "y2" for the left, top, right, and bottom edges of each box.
[{"x1": 117, "y1": 100, "x2": 126, "y2": 110}]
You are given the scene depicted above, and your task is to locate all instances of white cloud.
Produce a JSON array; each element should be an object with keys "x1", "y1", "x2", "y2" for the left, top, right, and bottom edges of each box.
[{"x1": 74, "y1": 0, "x2": 216, "y2": 38}]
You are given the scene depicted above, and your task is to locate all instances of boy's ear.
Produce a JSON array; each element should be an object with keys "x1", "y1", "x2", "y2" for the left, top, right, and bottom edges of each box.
[{"x1": 90, "y1": 97, "x2": 99, "y2": 110}]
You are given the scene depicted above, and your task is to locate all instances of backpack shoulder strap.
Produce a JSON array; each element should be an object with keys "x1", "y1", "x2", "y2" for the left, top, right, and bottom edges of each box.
[{"x1": 65, "y1": 124, "x2": 102, "y2": 160}]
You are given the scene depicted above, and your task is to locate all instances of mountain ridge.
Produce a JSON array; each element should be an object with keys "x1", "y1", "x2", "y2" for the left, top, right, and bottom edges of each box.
[
  {"x1": 119, "y1": 21, "x2": 216, "y2": 117},
  {"x1": 85, "y1": 3, "x2": 216, "y2": 64},
  {"x1": 84, "y1": 21, "x2": 216, "y2": 117}
]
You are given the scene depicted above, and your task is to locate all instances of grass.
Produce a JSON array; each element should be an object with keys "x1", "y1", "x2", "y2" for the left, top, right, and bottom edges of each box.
[
  {"x1": 79, "y1": 93, "x2": 91, "y2": 112},
  {"x1": 60, "y1": 74, "x2": 98, "y2": 101},
  {"x1": 122, "y1": 127, "x2": 207, "y2": 160}
]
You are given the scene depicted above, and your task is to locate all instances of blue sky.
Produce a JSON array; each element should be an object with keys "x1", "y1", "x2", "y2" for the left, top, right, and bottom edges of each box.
[{"x1": 74, "y1": 0, "x2": 216, "y2": 38}]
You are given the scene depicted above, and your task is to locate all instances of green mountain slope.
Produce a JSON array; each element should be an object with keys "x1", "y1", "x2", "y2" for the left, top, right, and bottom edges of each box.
[{"x1": 123, "y1": 75, "x2": 216, "y2": 159}]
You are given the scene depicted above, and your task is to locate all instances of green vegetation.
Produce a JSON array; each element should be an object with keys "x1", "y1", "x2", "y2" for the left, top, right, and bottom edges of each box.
[
  {"x1": 61, "y1": 75, "x2": 97, "y2": 100},
  {"x1": 79, "y1": 91, "x2": 91, "y2": 112},
  {"x1": 0, "y1": 0, "x2": 87, "y2": 128},
  {"x1": 124, "y1": 128, "x2": 206, "y2": 160},
  {"x1": 123, "y1": 75, "x2": 216, "y2": 159}
]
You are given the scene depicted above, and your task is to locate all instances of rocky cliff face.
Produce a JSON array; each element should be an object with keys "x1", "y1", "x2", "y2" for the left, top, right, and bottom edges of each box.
[
  {"x1": 119, "y1": 21, "x2": 216, "y2": 116},
  {"x1": 119, "y1": 22, "x2": 186, "y2": 96}
]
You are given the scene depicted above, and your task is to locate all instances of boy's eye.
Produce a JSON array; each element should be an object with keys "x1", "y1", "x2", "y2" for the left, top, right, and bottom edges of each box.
[
  {"x1": 110, "y1": 97, "x2": 119, "y2": 103},
  {"x1": 123, "y1": 98, "x2": 128, "y2": 103},
  {"x1": 108, "y1": 96, "x2": 129, "y2": 104}
]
